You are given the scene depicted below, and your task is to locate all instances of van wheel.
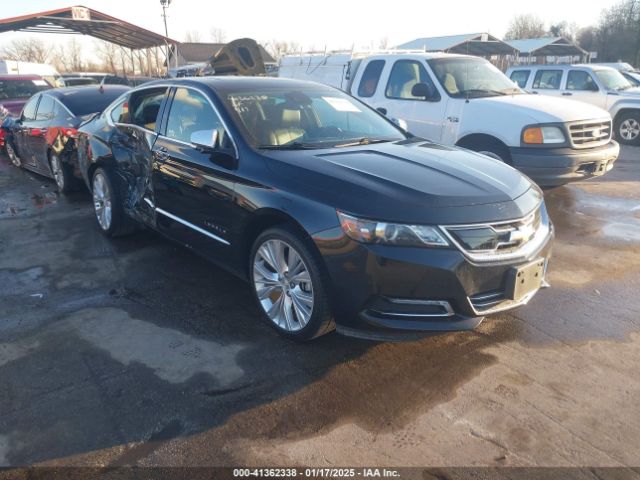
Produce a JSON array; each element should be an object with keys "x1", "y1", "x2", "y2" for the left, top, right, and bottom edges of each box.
[
  {"x1": 615, "y1": 112, "x2": 640, "y2": 145},
  {"x1": 91, "y1": 167, "x2": 136, "y2": 237},
  {"x1": 250, "y1": 226, "x2": 335, "y2": 341},
  {"x1": 5, "y1": 142, "x2": 21, "y2": 167}
]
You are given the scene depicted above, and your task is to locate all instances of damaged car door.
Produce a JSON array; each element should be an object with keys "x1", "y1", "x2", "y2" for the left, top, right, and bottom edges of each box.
[
  {"x1": 109, "y1": 86, "x2": 169, "y2": 225},
  {"x1": 151, "y1": 86, "x2": 237, "y2": 259}
]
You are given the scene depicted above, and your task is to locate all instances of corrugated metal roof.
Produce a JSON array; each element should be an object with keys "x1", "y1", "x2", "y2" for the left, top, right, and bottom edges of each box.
[
  {"x1": 0, "y1": 5, "x2": 176, "y2": 50},
  {"x1": 397, "y1": 33, "x2": 517, "y2": 56},
  {"x1": 505, "y1": 37, "x2": 586, "y2": 56}
]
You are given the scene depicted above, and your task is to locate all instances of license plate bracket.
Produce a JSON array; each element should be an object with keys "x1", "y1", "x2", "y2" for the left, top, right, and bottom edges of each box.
[{"x1": 505, "y1": 258, "x2": 545, "y2": 301}]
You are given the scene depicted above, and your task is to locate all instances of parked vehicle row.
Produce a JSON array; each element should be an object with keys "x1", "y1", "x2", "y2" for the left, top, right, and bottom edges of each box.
[
  {"x1": 507, "y1": 64, "x2": 640, "y2": 145},
  {"x1": 3, "y1": 85, "x2": 130, "y2": 192},
  {"x1": 278, "y1": 52, "x2": 620, "y2": 186}
]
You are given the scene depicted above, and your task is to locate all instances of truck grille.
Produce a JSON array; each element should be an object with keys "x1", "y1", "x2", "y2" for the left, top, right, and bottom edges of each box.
[{"x1": 569, "y1": 120, "x2": 612, "y2": 149}]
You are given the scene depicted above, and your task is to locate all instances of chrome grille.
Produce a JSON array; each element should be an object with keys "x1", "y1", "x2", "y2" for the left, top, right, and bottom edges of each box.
[
  {"x1": 442, "y1": 205, "x2": 549, "y2": 263},
  {"x1": 569, "y1": 120, "x2": 612, "y2": 149}
]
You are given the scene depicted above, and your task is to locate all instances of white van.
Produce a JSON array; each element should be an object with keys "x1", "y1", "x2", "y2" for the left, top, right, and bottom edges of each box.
[
  {"x1": 0, "y1": 60, "x2": 65, "y2": 87},
  {"x1": 279, "y1": 52, "x2": 620, "y2": 187}
]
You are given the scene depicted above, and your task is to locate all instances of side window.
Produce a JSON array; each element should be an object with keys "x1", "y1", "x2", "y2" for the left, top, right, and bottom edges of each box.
[
  {"x1": 109, "y1": 98, "x2": 130, "y2": 124},
  {"x1": 357, "y1": 60, "x2": 385, "y2": 97},
  {"x1": 567, "y1": 70, "x2": 599, "y2": 91},
  {"x1": 35, "y1": 95, "x2": 56, "y2": 121},
  {"x1": 22, "y1": 95, "x2": 40, "y2": 121},
  {"x1": 385, "y1": 60, "x2": 438, "y2": 100},
  {"x1": 510, "y1": 70, "x2": 530, "y2": 88},
  {"x1": 532, "y1": 70, "x2": 563, "y2": 90},
  {"x1": 129, "y1": 88, "x2": 167, "y2": 130},
  {"x1": 165, "y1": 88, "x2": 225, "y2": 145}
]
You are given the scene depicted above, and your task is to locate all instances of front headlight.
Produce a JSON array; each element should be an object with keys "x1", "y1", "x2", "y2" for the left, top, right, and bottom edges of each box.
[
  {"x1": 337, "y1": 211, "x2": 449, "y2": 247},
  {"x1": 523, "y1": 126, "x2": 566, "y2": 144}
]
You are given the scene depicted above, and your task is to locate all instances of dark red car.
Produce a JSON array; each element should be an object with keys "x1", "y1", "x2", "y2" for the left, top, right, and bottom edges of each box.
[
  {"x1": 0, "y1": 75, "x2": 52, "y2": 116},
  {"x1": 0, "y1": 75, "x2": 52, "y2": 148},
  {"x1": 4, "y1": 85, "x2": 130, "y2": 192}
]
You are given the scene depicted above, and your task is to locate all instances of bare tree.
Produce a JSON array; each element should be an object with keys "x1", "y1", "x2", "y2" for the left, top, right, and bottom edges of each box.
[
  {"x1": 55, "y1": 38, "x2": 84, "y2": 72},
  {"x1": 184, "y1": 30, "x2": 203, "y2": 43},
  {"x1": 548, "y1": 21, "x2": 579, "y2": 41},
  {"x1": 263, "y1": 40, "x2": 300, "y2": 60},
  {"x1": 0, "y1": 38, "x2": 53, "y2": 63},
  {"x1": 210, "y1": 27, "x2": 227, "y2": 43},
  {"x1": 378, "y1": 37, "x2": 390, "y2": 50},
  {"x1": 95, "y1": 40, "x2": 119, "y2": 74},
  {"x1": 504, "y1": 14, "x2": 547, "y2": 40}
]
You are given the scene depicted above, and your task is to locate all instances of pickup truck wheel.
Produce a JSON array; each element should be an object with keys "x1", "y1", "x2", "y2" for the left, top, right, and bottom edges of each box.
[
  {"x1": 250, "y1": 226, "x2": 335, "y2": 341},
  {"x1": 615, "y1": 112, "x2": 640, "y2": 145},
  {"x1": 466, "y1": 140, "x2": 511, "y2": 164}
]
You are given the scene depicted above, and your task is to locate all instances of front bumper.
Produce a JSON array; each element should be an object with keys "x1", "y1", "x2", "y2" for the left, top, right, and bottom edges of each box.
[
  {"x1": 314, "y1": 225, "x2": 554, "y2": 341},
  {"x1": 510, "y1": 141, "x2": 619, "y2": 187}
]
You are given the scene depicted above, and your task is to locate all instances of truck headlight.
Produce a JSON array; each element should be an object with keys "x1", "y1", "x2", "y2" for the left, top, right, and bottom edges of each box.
[
  {"x1": 337, "y1": 211, "x2": 449, "y2": 247},
  {"x1": 523, "y1": 126, "x2": 566, "y2": 144}
]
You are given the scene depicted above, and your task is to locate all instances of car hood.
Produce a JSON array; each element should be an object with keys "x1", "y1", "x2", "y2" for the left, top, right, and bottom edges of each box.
[
  {"x1": 262, "y1": 141, "x2": 541, "y2": 225},
  {"x1": 471, "y1": 93, "x2": 611, "y2": 123}
]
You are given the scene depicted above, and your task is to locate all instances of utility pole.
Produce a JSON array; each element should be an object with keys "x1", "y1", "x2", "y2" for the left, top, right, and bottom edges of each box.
[{"x1": 160, "y1": 0, "x2": 174, "y2": 75}]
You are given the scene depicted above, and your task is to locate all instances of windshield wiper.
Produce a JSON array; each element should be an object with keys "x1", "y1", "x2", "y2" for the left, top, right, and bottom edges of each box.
[
  {"x1": 258, "y1": 142, "x2": 321, "y2": 150},
  {"x1": 459, "y1": 89, "x2": 507, "y2": 97},
  {"x1": 334, "y1": 137, "x2": 392, "y2": 148}
]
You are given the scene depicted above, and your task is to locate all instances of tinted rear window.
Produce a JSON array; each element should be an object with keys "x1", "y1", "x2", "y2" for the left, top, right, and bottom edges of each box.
[
  {"x1": 59, "y1": 89, "x2": 128, "y2": 116},
  {"x1": 0, "y1": 79, "x2": 50, "y2": 100}
]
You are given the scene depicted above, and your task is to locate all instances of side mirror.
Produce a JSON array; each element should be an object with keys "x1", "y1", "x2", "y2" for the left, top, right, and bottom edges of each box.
[
  {"x1": 411, "y1": 83, "x2": 438, "y2": 101},
  {"x1": 190, "y1": 129, "x2": 218, "y2": 152}
]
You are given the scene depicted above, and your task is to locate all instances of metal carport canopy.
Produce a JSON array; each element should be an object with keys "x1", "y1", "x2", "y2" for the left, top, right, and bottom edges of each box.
[
  {"x1": 0, "y1": 5, "x2": 177, "y2": 50},
  {"x1": 505, "y1": 37, "x2": 586, "y2": 57}
]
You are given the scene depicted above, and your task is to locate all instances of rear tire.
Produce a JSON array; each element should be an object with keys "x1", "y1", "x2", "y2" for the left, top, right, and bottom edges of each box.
[
  {"x1": 50, "y1": 153, "x2": 79, "y2": 194},
  {"x1": 614, "y1": 111, "x2": 640, "y2": 145},
  {"x1": 5, "y1": 142, "x2": 21, "y2": 167},
  {"x1": 91, "y1": 167, "x2": 136, "y2": 237},
  {"x1": 250, "y1": 226, "x2": 335, "y2": 341}
]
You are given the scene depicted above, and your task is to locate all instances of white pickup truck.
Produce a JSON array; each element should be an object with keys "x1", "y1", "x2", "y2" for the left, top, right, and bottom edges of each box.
[
  {"x1": 279, "y1": 52, "x2": 620, "y2": 187},
  {"x1": 506, "y1": 64, "x2": 640, "y2": 145}
]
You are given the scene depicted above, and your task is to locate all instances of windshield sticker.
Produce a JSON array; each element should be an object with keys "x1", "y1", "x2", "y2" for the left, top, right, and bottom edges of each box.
[
  {"x1": 32, "y1": 80, "x2": 48, "y2": 86},
  {"x1": 322, "y1": 97, "x2": 361, "y2": 112}
]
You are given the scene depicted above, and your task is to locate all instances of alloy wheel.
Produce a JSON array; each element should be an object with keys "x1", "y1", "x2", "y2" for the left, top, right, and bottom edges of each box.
[
  {"x1": 620, "y1": 118, "x2": 640, "y2": 141},
  {"x1": 92, "y1": 172, "x2": 112, "y2": 231},
  {"x1": 6, "y1": 143, "x2": 21, "y2": 167},
  {"x1": 253, "y1": 239, "x2": 314, "y2": 332},
  {"x1": 50, "y1": 155, "x2": 65, "y2": 190}
]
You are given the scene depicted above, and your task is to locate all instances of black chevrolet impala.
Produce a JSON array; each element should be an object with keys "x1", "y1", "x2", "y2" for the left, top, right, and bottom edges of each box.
[{"x1": 76, "y1": 77, "x2": 553, "y2": 341}]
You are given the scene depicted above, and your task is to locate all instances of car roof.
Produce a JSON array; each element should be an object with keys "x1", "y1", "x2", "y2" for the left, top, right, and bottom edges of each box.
[
  {"x1": 0, "y1": 74, "x2": 46, "y2": 81},
  {"x1": 138, "y1": 76, "x2": 344, "y2": 93},
  {"x1": 509, "y1": 64, "x2": 617, "y2": 72},
  {"x1": 42, "y1": 85, "x2": 130, "y2": 100}
]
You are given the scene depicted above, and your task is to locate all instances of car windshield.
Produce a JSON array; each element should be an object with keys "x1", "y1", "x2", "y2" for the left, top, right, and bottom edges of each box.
[
  {"x1": 428, "y1": 57, "x2": 524, "y2": 98},
  {"x1": 225, "y1": 87, "x2": 406, "y2": 149},
  {"x1": 594, "y1": 69, "x2": 636, "y2": 91},
  {"x1": 0, "y1": 79, "x2": 51, "y2": 100}
]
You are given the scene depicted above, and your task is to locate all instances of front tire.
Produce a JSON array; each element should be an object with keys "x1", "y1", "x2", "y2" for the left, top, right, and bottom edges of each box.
[
  {"x1": 615, "y1": 112, "x2": 640, "y2": 145},
  {"x1": 91, "y1": 167, "x2": 135, "y2": 237},
  {"x1": 250, "y1": 226, "x2": 334, "y2": 341}
]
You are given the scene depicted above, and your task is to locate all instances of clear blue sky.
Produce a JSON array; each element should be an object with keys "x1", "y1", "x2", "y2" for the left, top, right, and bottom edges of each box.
[{"x1": 0, "y1": 0, "x2": 621, "y2": 53}]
